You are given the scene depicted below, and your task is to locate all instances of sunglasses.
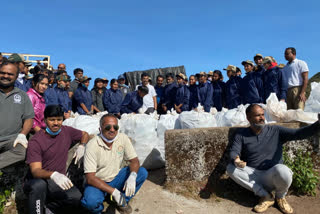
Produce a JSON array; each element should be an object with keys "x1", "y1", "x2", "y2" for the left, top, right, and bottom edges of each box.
[{"x1": 104, "y1": 124, "x2": 119, "y2": 131}]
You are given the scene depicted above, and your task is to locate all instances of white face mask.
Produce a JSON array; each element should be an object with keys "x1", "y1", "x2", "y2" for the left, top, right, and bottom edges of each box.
[
  {"x1": 208, "y1": 77, "x2": 212, "y2": 81},
  {"x1": 99, "y1": 130, "x2": 118, "y2": 143}
]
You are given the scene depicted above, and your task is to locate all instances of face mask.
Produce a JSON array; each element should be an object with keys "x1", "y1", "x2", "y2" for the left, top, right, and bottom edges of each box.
[
  {"x1": 99, "y1": 131, "x2": 118, "y2": 143},
  {"x1": 18, "y1": 73, "x2": 25, "y2": 79},
  {"x1": 208, "y1": 77, "x2": 212, "y2": 81},
  {"x1": 46, "y1": 127, "x2": 61, "y2": 136}
]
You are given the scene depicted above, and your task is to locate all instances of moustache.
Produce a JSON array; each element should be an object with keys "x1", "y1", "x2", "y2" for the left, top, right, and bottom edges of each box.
[{"x1": 0, "y1": 77, "x2": 11, "y2": 81}]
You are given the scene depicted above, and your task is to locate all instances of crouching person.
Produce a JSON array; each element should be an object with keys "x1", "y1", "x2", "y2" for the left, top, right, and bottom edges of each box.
[
  {"x1": 81, "y1": 113, "x2": 148, "y2": 214},
  {"x1": 24, "y1": 105, "x2": 89, "y2": 214}
]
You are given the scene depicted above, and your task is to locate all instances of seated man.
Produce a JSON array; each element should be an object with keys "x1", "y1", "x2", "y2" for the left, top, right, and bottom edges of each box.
[
  {"x1": 120, "y1": 85, "x2": 148, "y2": 114},
  {"x1": 24, "y1": 105, "x2": 89, "y2": 214},
  {"x1": 81, "y1": 114, "x2": 148, "y2": 213},
  {"x1": 227, "y1": 104, "x2": 320, "y2": 214}
]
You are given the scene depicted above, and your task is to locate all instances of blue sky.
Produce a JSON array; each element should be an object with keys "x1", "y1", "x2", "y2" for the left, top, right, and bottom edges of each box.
[{"x1": 1, "y1": 0, "x2": 319, "y2": 88}]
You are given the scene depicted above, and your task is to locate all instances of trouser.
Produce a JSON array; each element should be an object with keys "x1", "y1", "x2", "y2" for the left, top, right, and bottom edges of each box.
[
  {"x1": 144, "y1": 107, "x2": 155, "y2": 114},
  {"x1": 226, "y1": 163, "x2": 293, "y2": 198},
  {"x1": 23, "y1": 178, "x2": 82, "y2": 214},
  {"x1": 287, "y1": 86, "x2": 305, "y2": 110},
  {"x1": 0, "y1": 137, "x2": 26, "y2": 169},
  {"x1": 81, "y1": 167, "x2": 148, "y2": 214}
]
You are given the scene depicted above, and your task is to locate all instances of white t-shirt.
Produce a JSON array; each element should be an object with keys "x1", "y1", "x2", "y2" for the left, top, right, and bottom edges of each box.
[
  {"x1": 136, "y1": 84, "x2": 157, "y2": 110},
  {"x1": 283, "y1": 58, "x2": 309, "y2": 88}
]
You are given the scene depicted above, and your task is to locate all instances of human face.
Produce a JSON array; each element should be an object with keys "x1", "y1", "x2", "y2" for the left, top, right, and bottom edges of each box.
[
  {"x1": 101, "y1": 116, "x2": 118, "y2": 140},
  {"x1": 34, "y1": 78, "x2": 49, "y2": 94},
  {"x1": 84, "y1": 80, "x2": 90, "y2": 87},
  {"x1": 58, "y1": 80, "x2": 66, "y2": 88},
  {"x1": 138, "y1": 90, "x2": 147, "y2": 98},
  {"x1": 118, "y1": 79, "x2": 125, "y2": 85},
  {"x1": 284, "y1": 49, "x2": 295, "y2": 62},
  {"x1": 58, "y1": 64, "x2": 66, "y2": 71},
  {"x1": 254, "y1": 57, "x2": 263, "y2": 66},
  {"x1": 0, "y1": 55, "x2": 3, "y2": 64},
  {"x1": 244, "y1": 64, "x2": 254, "y2": 73},
  {"x1": 75, "y1": 71, "x2": 83, "y2": 79},
  {"x1": 111, "y1": 81, "x2": 119, "y2": 90},
  {"x1": 0, "y1": 64, "x2": 18, "y2": 88},
  {"x1": 212, "y1": 73, "x2": 219, "y2": 81},
  {"x1": 177, "y1": 77, "x2": 184, "y2": 85},
  {"x1": 263, "y1": 62, "x2": 271, "y2": 70},
  {"x1": 45, "y1": 116, "x2": 63, "y2": 132},
  {"x1": 96, "y1": 81, "x2": 104, "y2": 89},
  {"x1": 189, "y1": 76, "x2": 196, "y2": 85},
  {"x1": 236, "y1": 70, "x2": 242, "y2": 76},
  {"x1": 199, "y1": 75, "x2": 207, "y2": 83},
  {"x1": 247, "y1": 106, "x2": 265, "y2": 128},
  {"x1": 18, "y1": 62, "x2": 25, "y2": 74},
  {"x1": 103, "y1": 81, "x2": 108, "y2": 88},
  {"x1": 157, "y1": 77, "x2": 164, "y2": 87},
  {"x1": 142, "y1": 76, "x2": 149, "y2": 86},
  {"x1": 65, "y1": 81, "x2": 70, "y2": 89},
  {"x1": 166, "y1": 76, "x2": 174, "y2": 84}
]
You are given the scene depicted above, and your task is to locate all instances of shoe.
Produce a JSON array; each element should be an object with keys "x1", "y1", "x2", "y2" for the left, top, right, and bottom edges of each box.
[
  {"x1": 116, "y1": 204, "x2": 132, "y2": 214},
  {"x1": 276, "y1": 197, "x2": 293, "y2": 214},
  {"x1": 253, "y1": 194, "x2": 275, "y2": 213}
]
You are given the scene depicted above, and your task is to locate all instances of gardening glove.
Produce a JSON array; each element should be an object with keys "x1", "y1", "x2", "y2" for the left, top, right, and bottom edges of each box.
[
  {"x1": 13, "y1": 134, "x2": 28, "y2": 148},
  {"x1": 86, "y1": 111, "x2": 93, "y2": 116},
  {"x1": 234, "y1": 156, "x2": 246, "y2": 168},
  {"x1": 73, "y1": 144, "x2": 85, "y2": 165},
  {"x1": 123, "y1": 172, "x2": 137, "y2": 197},
  {"x1": 111, "y1": 188, "x2": 127, "y2": 207},
  {"x1": 50, "y1": 171, "x2": 73, "y2": 190}
]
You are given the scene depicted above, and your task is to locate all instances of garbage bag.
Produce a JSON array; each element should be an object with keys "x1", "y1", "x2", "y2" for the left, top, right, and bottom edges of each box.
[
  {"x1": 305, "y1": 82, "x2": 320, "y2": 113},
  {"x1": 178, "y1": 111, "x2": 216, "y2": 129},
  {"x1": 223, "y1": 104, "x2": 249, "y2": 126}
]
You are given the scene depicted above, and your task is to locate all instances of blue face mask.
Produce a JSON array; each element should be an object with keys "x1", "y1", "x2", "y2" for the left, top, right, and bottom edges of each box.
[
  {"x1": 82, "y1": 83, "x2": 87, "y2": 88},
  {"x1": 46, "y1": 127, "x2": 61, "y2": 136}
]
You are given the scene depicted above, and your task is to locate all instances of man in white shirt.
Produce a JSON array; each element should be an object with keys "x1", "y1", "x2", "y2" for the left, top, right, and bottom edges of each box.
[
  {"x1": 135, "y1": 73, "x2": 157, "y2": 114},
  {"x1": 283, "y1": 47, "x2": 309, "y2": 110}
]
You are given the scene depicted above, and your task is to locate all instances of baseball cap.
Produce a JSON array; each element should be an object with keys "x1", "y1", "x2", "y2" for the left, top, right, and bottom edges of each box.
[
  {"x1": 25, "y1": 61, "x2": 32, "y2": 67},
  {"x1": 262, "y1": 56, "x2": 273, "y2": 64},
  {"x1": 118, "y1": 74, "x2": 125, "y2": 80},
  {"x1": 102, "y1": 78, "x2": 109, "y2": 83},
  {"x1": 176, "y1": 73, "x2": 186, "y2": 80},
  {"x1": 241, "y1": 60, "x2": 254, "y2": 66},
  {"x1": 207, "y1": 71, "x2": 214, "y2": 76},
  {"x1": 199, "y1": 71, "x2": 207, "y2": 76},
  {"x1": 79, "y1": 76, "x2": 92, "y2": 82},
  {"x1": 8, "y1": 53, "x2": 25, "y2": 63},
  {"x1": 254, "y1": 54, "x2": 263, "y2": 60},
  {"x1": 56, "y1": 75, "x2": 68, "y2": 81},
  {"x1": 223, "y1": 65, "x2": 237, "y2": 72}
]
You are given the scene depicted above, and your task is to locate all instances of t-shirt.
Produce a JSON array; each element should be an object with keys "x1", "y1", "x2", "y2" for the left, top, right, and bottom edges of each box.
[
  {"x1": 135, "y1": 84, "x2": 157, "y2": 110},
  {"x1": 84, "y1": 133, "x2": 137, "y2": 182},
  {"x1": 26, "y1": 126, "x2": 83, "y2": 174},
  {"x1": 283, "y1": 58, "x2": 309, "y2": 88}
]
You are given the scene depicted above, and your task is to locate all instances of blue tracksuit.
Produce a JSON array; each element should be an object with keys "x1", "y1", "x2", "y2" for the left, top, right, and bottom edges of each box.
[
  {"x1": 198, "y1": 82, "x2": 213, "y2": 112},
  {"x1": 155, "y1": 85, "x2": 164, "y2": 104},
  {"x1": 74, "y1": 85, "x2": 93, "y2": 115},
  {"x1": 212, "y1": 81, "x2": 226, "y2": 111},
  {"x1": 262, "y1": 66, "x2": 288, "y2": 102},
  {"x1": 44, "y1": 86, "x2": 59, "y2": 106},
  {"x1": 120, "y1": 91, "x2": 143, "y2": 114},
  {"x1": 241, "y1": 72, "x2": 264, "y2": 104},
  {"x1": 188, "y1": 84, "x2": 200, "y2": 110},
  {"x1": 54, "y1": 86, "x2": 72, "y2": 113},
  {"x1": 161, "y1": 82, "x2": 178, "y2": 111},
  {"x1": 175, "y1": 84, "x2": 190, "y2": 112},
  {"x1": 255, "y1": 65, "x2": 265, "y2": 75},
  {"x1": 103, "y1": 88, "x2": 123, "y2": 114},
  {"x1": 15, "y1": 78, "x2": 32, "y2": 92},
  {"x1": 225, "y1": 76, "x2": 242, "y2": 109}
]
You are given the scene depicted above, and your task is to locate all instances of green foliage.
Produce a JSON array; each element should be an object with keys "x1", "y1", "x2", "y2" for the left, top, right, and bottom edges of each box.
[
  {"x1": 0, "y1": 171, "x2": 13, "y2": 213},
  {"x1": 284, "y1": 149, "x2": 320, "y2": 196}
]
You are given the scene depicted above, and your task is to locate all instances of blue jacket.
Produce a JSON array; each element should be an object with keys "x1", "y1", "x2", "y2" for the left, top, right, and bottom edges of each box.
[
  {"x1": 212, "y1": 81, "x2": 226, "y2": 111},
  {"x1": 262, "y1": 66, "x2": 287, "y2": 102},
  {"x1": 15, "y1": 78, "x2": 32, "y2": 92},
  {"x1": 120, "y1": 91, "x2": 143, "y2": 114},
  {"x1": 198, "y1": 81, "x2": 213, "y2": 112},
  {"x1": 225, "y1": 76, "x2": 242, "y2": 109},
  {"x1": 44, "y1": 87, "x2": 59, "y2": 106},
  {"x1": 188, "y1": 85, "x2": 200, "y2": 110},
  {"x1": 240, "y1": 72, "x2": 264, "y2": 104},
  {"x1": 175, "y1": 84, "x2": 190, "y2": 112},
  {"x1": 54, "y1": 86, "x2": 72, "y2": 113},
  {"x1": 155, "y1": 85, "x2": 164, "y2": 104},
  {"x1": 161, "y1": 82, "x2": 178, "y2": 110},
  {"x1": 103, "y1": 88, "x2": 123, "y2": 114},
  {"x1": 74, "y1": 85, "x2": 93, "y2": 115},
  {"x1": 255, "y1": 65, "x2": 265, "y2": 75}
]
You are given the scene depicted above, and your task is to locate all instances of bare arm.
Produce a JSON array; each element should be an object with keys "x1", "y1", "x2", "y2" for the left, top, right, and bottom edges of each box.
[
  {"x1": 92, "y1": 105, "x2": 100, "y2": 113},
  {"x1": 68, "y1": 91, "x2": 73, "y2": 99},
  {"x1": 299, "y1": 72, "x2": 308, "y2": 102},
  {"x1": 86, "y1": 172, "x2": 115, "y2": 194},
  {"x1": 30, "y1": 162, "x2": 54, "y2": 179},
  {"x1": 129, "y1": 157, "x2": 140, "y2": 173},
  {"x1": 20, "y1": 118, "x2": 33, "y2": 135},
  {"x1": 153, "y1": 96, "x2": 157, "y2": 110},
  {"x1": 80, "y1": 131, "x2": 90, "y2": 144},
  {"x1": 80, "y1": 103, "x2": 90, "y2": 114}
]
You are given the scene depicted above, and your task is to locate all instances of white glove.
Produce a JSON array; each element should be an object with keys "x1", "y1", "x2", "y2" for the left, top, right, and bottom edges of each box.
[
  {"x1": 73, "y1": 144, "x2": 85, "y2": 165},
  {"x1": 13, "y1": 134, "x2": 28, "y2": 148},
  {"x1": 111, "y1": 188, "x2": 127, "y2": 207},
  {"x1": 123, "y1": 172, "x2": 137, "y2": 197},
  {"x1": 50, "y1": 171, "x2": 73, "y2": 190}
]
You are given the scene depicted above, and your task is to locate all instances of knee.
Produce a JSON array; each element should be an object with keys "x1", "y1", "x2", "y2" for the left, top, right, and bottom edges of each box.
[
  {"x1": 273, "y1": 164, "x2": 293, "y2": 185},
  {"x1": 66, "y1": 188, "x2": 82, "y2": 206},
  {"x1": 81, "y1": 195, "x2": 101, "y2": 211},
  {"x1": 24, "y1": 179, "x2": 47, "y2": 193},
  {"x1": 138, "y1": 167, "x2": 148, "y2": 181}
]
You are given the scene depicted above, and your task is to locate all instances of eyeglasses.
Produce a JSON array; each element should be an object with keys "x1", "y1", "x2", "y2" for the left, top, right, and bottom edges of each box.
[{"x1": 104, "y1": 124, "x2": 119, "y2": 131}]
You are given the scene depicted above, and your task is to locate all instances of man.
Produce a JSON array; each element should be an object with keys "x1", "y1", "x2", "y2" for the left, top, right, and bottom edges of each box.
[
  {"x1": 174, "y1": 73, "x2": 190, "y2": 113},
  {"x1": 68, "y1": 68, "x2": 83, "y2": 98},
  {"x1": 207, "y1": 71, "x2": 214, "y2": 83},
  {"x1": 118, "y1": 74, "x2": 130, "y2": 100},
  {"x1": 188, "y1": 75, "x2": 200, "y2": 111},
  {"x1": 0, "y1": 62, "x2": 34, "y2": 169},
  {"x1": 161, "y1": 73, "x2": 178, "y2": 112},
  {"x1": 283, "y1": 47, "x2": 309, "y2": 110},
  {"x1": 198, "y1": 72, "x2": 213, "y2": 112},
  {"x1": 227, "y1": 104, "x2": 320, "y2": 213},
  {"x1": 54, "y1": 75, "x2": 72, "y2": 119},
  {"x1": 135, "y1": 73, "x2": 157, "y2": 114},
  {"x1": 0, "y1": 52, "x2": 3, "y2": 65},
  {"x1": 8, "y1": 53, "x2": 32, "y2": 92},
  {"x1": 24, "y1": 105, "x2": 89, "y2": 214},
  {"x1": 224, "y1": 65, "x2": 242, "y2": 109},
  {"x1": 81, "y1": 114, "x2": 148, "y2": 213},
  {"x1": 155, "y1": 75, "x2": 165, "y2": 114},
  {"x1": 236, "y1": 67, "x2": 242, "y2": 77},
  {"x1": 57, "y1": 63, "x2": 66, "y2": 72},
  {"x1": 74, "y1": 76, "x2": 94, "y2": 115},
  {"x1": 120, "y1": 86, "x2": 149, "y2": 114},
  {"x1": 102, "y1": 78, "x2": 109, "y2": 89},
  {"x1": 254, "y1": 54, "x2": 265, "y2": 74},
  {"x1": 262, "y1": 57, "x2": 287, "y2": 102}
]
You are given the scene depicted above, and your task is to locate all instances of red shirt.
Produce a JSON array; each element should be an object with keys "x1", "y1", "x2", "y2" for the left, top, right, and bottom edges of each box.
[{"x1": 26, "y1": 126, "x2": 83, "y2": 175}]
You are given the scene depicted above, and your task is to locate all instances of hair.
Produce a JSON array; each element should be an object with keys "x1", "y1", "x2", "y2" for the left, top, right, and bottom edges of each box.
[
  {"x1": 286, "y1": 47, "x2": 296, "y2": 55},
  {"x1": 236, "y1": 67, "x2": 241, "y2": 73},
  {"x1": 157, "y1": 74, "x2": 164, "y2": 80},
  {"x1": 213, "y1": 70, "x2": 223, "y2": 80},
  {"x1": 166, "y1": 73, "x2": 174, "y2": 79},
  {"x1": 141, "y1": 72, "x2": 149, "y2": 79},
  {"x1": 245, "y1": 104, "x2": 263, "y2": 116},
  {"x1": 138, "y1": 85, "x2": 149, "y2": 94},
  {"x1": 33, "y1": 65, "x2": 43, "y2": 75},
  {"x1": 110, "y1": 78, "x2": 118, "y2": 85},
  {"x1": 73, "y1": 68, "x2": 83, "y2": 75},
  {"x1": 99, "y1": 113, "x2": 118, "y2": 128},
  {"x1": 56, "y1": 70, "x2": 67, "y2": 76},
  {"x1": 189, "y1": 75, "x2": 195, "y2": 79},
  {"x1": 0, "y1": 61, "x2": 19, "y2": 77},
  {"x1": 44, "y1": 105, "x2": 64, "y2": 118},
  {"x1": 32, "y1": 74, "x2": 48, "y2": 88}
]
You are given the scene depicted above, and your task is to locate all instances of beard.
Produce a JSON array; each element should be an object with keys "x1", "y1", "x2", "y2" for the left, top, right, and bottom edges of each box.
[
  {"x1": 0, "y1": 78, "x2": 15, "y2": 89},
  {"x1": 250, "y1": 121, "x2": 265, "y2": 130}
]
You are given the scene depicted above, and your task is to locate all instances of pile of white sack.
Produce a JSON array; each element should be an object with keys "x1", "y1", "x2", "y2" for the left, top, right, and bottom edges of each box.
[{"x1": 62, "y1": 83, "x2": 320, "y2": 169}]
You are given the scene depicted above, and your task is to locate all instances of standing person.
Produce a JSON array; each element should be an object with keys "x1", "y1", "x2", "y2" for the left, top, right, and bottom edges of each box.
[
  {"x1": 155, "y1": 75, "x2": 165, "y2": 113},
  {"x1": 236, "y1": 67, "x2": 242, "y2": 77},
  {"x1": 91, "y1": 78, "x2": 106, "y2": 113},
  {"x1": 241, "y1": 60, "x2": 264, "y2": 104},
  {"x1": 118, "y1": 74, "x2": 130, "y2": 100},
  {"x1": 262, "y1": 57, "x2": 287, "y2": 102},
  {"x1": 227, "y1": 104, "x2": 320, "y2": 214},
  {"x1": 68, "y1": 68, "x2": 83, "y2": 99},
  {"x1": 254, "y1": 54, "x2": 265, "y2": 74},
  {"x1": 102, "y1": 78, "x2": 109, "y2": 89},
  {"x1": 24, "y1": 105, "x2": 89, "y2": 214},
  {"x1": 174, "y1": 73, "x2": 190, "y2": 113},
  {"x1": 0, "y1": 62, "x2": 34, "y2": 169},
  {"x1": 224, "y1": 65, "x2": 242, "y2": 109},
  {"x1": 54, "y1": 75, "x2": 72, "y2": 119},
  {"x1": 27, "y1": 74, "x2": 49, "y2": 133},
  {"x1": 42, "y1": 69, "x2": 59, "y2": 106},
  {"x1": 120, "y1": 86, "x2": 149, "y2": 114},
  {"x1": 283, "y1": 47, "x2": 309, "y2": 110},
  {"x1": 198, "y1": 72, "x2": 213, "y2": 112},
  {"x1": 211, "y1": 70, "x2": 226, "y2": 111},
  {"x1": 188, "y1": 75, "x2": 199, "y2": 111},
  {"x1": 135, "y1": 73, "x2": 157, "y2": 114},
  {"x1": 103, "y1": 79, "x2": 123, "y2": 117},
  {"x1": 8, "y1": 53, "x2": 32, "y2": 92},
  {"x1": 207, "y1": 71, "x2": 214, "y2": 83},
  {"x1": 57, "y1": 63, "x2": 66, "y2": 72},
  {"x1": 74, "y1": 76, "x2": 93, "y2": 115},
  {"x1": 81, "y1": 114, "x2": 148, "y2": 213},
  {"x1": 161, "y1": 73, "x2": 178, "y2": 112}
]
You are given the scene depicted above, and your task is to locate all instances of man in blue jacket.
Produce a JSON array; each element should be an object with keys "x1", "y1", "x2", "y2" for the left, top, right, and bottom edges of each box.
[
  {"x1": 161, "y1": 73, "x2": 178, "y2": 113},
  {"x1": 198, "y1": 72, "x2": 213, "y2": 112},
  {"x1": 174, "y1": 73, "x2": 190, "y2": 113},
  {"x1": 224, "y1": 65, "x2": 242, "y2": 109},
  {"x1": 8, "y1": 53, "x2": 32, "y2": 92},
  {"x1": 54, "y1": 75, "x2": 72, "y2": 119},
  {"x1": 188, "y1": 75, "x2": 200, "y2": 111},
  {"x1": 254, "y1": 54, "x2": 265, "y2": 75},
  {"x1": 120, "y1": 86, "x2": 148, "y2": 114},
  {"x1": 74, "y1": 76, "x2": 93, "y2": 115}
]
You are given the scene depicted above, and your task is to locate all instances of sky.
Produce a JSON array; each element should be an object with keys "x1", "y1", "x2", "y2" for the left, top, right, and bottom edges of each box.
[{"x1": 1, "y1": 0, "x2": 319, "y2": 88}]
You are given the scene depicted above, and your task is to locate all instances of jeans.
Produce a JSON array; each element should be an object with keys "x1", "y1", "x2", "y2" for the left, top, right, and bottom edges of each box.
[
  {"x1": 0, "y1": 137, "x2": 26, "y2": 169},
  {"x1": 227, "y1": 163, "x2": 293, "y2": 198},
  {"x1": 81, "y1": 167, "x2": 148, "y2": 214}
]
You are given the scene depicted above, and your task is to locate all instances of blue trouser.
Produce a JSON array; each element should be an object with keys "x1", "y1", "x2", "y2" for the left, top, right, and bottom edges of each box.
[{"x1": 81, "y1": 167, "x2": 148, "y2": 214}]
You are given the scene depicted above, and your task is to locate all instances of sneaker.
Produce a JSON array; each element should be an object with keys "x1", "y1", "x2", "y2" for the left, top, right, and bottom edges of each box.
[
  {"x1": 116, "y1": 204, "x2": 132, "y2": 214},
  {"x1": 253, "y1": 194, "x2": 275, "y2": 213},
  {"x1": 276, "y1": 197, "x2": 293, "y2": 214}
]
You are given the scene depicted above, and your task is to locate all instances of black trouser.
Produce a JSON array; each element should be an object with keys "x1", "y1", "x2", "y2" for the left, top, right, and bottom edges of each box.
[{"x1": 23, "y1": 178, "x2": 82, "y2": 214}]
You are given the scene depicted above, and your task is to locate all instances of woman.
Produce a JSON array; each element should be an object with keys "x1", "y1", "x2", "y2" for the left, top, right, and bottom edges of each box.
[
  {"x1": 91, "y1": 78, "x2": 106, "y2": 113},
  {"x1": 212, "y1": 70, "x2": 226, "y2": 111},
  {"x1": 103, "y1": 79, "x2": 123, "y2": 117},
  {"x1": 74, "y1": 76, "x2": 93, "y2": 115},
  {"x1": 27, "y1": 74, "x2": 49, "y2": 132}
]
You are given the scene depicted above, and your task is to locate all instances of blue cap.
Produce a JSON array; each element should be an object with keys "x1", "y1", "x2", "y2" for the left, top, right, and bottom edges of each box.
[{"x1": 118, "y1": 74, "x2": 125, "y2": 80}]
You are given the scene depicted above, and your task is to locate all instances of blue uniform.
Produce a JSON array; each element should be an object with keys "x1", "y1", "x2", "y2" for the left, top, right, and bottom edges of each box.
[
  {"x1": 74, "y1": 85, "x2": 93, "y2": 115},
  {"x1": 15, "y1": 78, "x2": 32, "y2": 92},
  {"x1": 225, "y1": 76, "x2": 242, "y2": 109},
  {"x1": 198, "y1": 82, "x2": 213, "y2": 112},
  {"x1": 212, "y1": 81, "x2": 226, "y2": 111},
  {"x1": 262, "y1": 66, "x2": 287, "y2": 102},
  {"x1": 44, "y1": 87, "x2": 59, "y2": 106},
  {"x1": 188, "y1": 84, "x2": 200, "y2": 110},
  {"x1": 255, "y1": 65, "x2": 265, "y2": 75},
  {"x1": 103, "y1": 88, "x2": 123, "y2": 114},
  {"x1": 175, "y1": 84, "x2": 190, "y2": 112},
  {"x1": 120, "y1": 91, "x2": 143, "y2": 114},
  {"x1": 155, "y1": 85, "x2": 164, "y2": 104},
  {"x1": 240, "y1": 72, "x2": 264, "y2": 104},
  {"x1": 161, "y1": 82, "x2": 178, "y2": 111},
  {"x1": 54, "y1": 87, "x2": 72, "y2": 113}
]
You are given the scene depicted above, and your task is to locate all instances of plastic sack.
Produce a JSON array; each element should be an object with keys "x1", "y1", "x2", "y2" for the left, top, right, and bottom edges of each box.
[
  {"x1": 265, "y1": 93, "x2": 287, "y2": 122},
  {"x1": 178, "y1": 111, "x2": 216, "y2": 129},
  {"x1": 284, "y1": 109, "x2": 318, "y2": 124},
  {"x1": 157, "y1": 113, "x2": 180, "y2": 140},
  {"x1": 305, "y1": 82, "x2": 320, "y2": 113},
  {"x1": 215, "y1": 108, "x2": 229, "y2": 127},
  {"x1": 223, "y1": 104, "x2": 249, "y2": 126}
]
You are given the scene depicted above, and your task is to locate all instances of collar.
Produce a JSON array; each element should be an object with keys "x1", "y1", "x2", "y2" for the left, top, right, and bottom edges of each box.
[
  {"x1": 96, "y1": 134, "x2": 118, "y2": 150},
  {"x1": 0, "y1": 87, "x2": 19, "y2": 96},
  {"x1": 29, "y1": 88, "x2": 43, "y2": 99},
  {"x1": 287, "y1": 58, "x2": 297, "y2": 65}
]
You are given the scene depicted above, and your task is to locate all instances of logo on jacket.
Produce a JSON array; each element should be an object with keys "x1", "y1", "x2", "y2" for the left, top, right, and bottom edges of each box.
[
  {"x1": 13, "y1": 94, "x2": 22, "y2": 104},
  {"x1": 117, "y1": 145, "x2": 124, "y2": 155}
]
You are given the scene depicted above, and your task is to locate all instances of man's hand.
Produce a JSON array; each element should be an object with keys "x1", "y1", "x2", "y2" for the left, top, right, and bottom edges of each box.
[
  {"x1": 50, "y1": 171, "x2": 73, "y2": 190},
  {"x1": 13, "y1": 134, "x2": 28, "y2": 148},
  {"x1": 86, "y1": 111, "x2": 93, "y2": 116},
  {"x1": 123, "y1": 172, "x2": 137, "y2": 197},
  {"x1": 111, "y1": 188, "x2": 127, "y2": 207},
  {"x1": 299, "y1": 92, "x2": 307, "y2": 102},
  {"x1": 73, "y1": 144, "x2": 85, "y2": 165},
  {"x1": 162, "y1": 104, "x2": 167, "y2": 112},
  {"x1": 234, "y1": 156, "x2": 246, "y2": 168}
]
